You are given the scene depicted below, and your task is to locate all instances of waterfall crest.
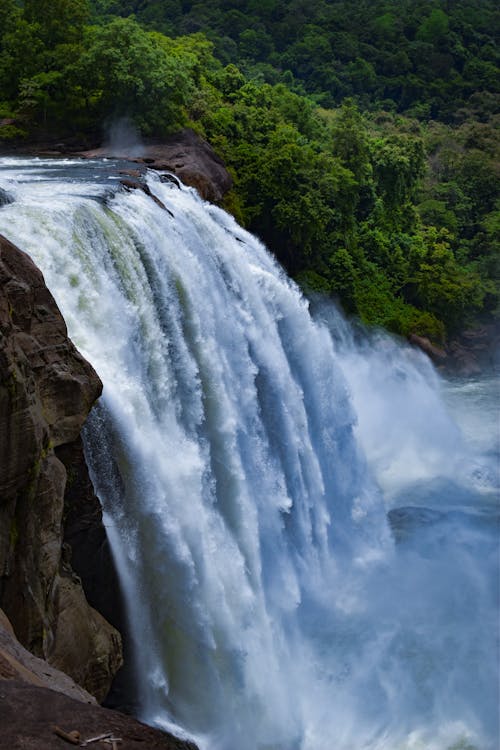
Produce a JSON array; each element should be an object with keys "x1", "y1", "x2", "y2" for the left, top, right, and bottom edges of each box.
[{"x1": 0, "y1": 158, "x2": 498, "y2": 750}]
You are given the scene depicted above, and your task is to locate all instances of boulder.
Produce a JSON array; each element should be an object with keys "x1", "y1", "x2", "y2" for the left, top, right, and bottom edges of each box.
[
  {"x1": 445, "y1": 324, "x2": 500, "y2": 376},
  {"x1": 82, "y1": 128, "x2": 233, "y2": 203},
  {"x1": 0, "y1": 187, "x2": 14, "y2": 207},
  {"x1": 0, "y1": 234, "x2": 122, "y2": 701},
  {"x1": 408, "y1": 333, "x2": 447, "y2": 362},
  {"x1": 0, "y1": 609, "x2": 198, "y2": 750},
  {"x1": 0, "y1": 680, "x2": 199, "y2": 750},
  {"x1": 0, "y1": 607, "x2": 96, "y2": 703}
]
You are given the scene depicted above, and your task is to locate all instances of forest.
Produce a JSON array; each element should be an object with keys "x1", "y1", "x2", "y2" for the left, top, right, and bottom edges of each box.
[{"x1": 0, "y1": 0, "x2": 498, "y2": 341}]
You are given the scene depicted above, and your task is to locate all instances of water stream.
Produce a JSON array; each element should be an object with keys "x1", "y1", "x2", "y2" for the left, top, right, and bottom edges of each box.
[{"x1": 0, "y1": 157, "x2": 498, "y2": 750}]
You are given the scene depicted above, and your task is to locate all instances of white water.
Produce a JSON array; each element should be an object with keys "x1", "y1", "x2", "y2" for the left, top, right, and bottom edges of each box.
[{"x1": 1, "y1": 158, "x2": 498, "y2": 750}]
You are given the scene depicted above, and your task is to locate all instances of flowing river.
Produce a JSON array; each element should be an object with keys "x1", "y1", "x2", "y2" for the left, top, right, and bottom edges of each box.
[{"x1": 0, "y1": 157, "x2": 498, "y2": 750}]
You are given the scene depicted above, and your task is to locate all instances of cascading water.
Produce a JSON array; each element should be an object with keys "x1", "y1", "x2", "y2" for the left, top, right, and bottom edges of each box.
[{"x1": 0, "y1": 157, "x2": 498, "y2": 750}]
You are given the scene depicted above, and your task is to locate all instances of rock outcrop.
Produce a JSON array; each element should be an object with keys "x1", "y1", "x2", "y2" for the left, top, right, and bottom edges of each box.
[
  {"x1": 2, "y1": 128, "x2": 233, "y2": 202},
  {"x1": 0, "y1": 234, "x2": 122, "y2": 701},
  {"x1": 409, "y1": 324, "x2": 500, "y2": 376},
  {"x1": 81, "y1": 128, "x2": 233, "y2": 203},
  {"x1": 445, "y1": 324, "x2": 500, "y2": 376},
  {"x1": 1, "y1": 609, "x2": 198, "y2": 750},
  {"x1": 0, "y1": 607, "x2": 96, "y2": 703},
  {"x1": 408, "y1": 333, "x2": 447, "y2": 363},
  {"x1": 0, "y1": 680, "x2": 198, "y2": 750}
]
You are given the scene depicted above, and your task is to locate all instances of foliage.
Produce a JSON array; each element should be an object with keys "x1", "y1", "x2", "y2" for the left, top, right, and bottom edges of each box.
[
  {"x1": 91, "y1": 0, "x2": 499, "y2": 122},
  {"x1": 0, "y1": 1, "x2": 498, "y2": 341},
  {"x1": 79, "y1": 19, "x2": 194, "y2": 133}
]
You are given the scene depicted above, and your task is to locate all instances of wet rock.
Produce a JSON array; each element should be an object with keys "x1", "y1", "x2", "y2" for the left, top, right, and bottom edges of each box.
[
  {"x1": 120, "y1": 178, "x2": 174, "y2": 216},
  {"x1": 0, "y1": 234, "x2": 122, "y2": 701},
  {"x1": 83, "y1": 128, "x2": 233, "y2": 203},
  {"x1": 0, "y1": 187, "x2": 14, "y2": 207},
  {"x1": 0, "y1": 680, "x2": 199, "y2": 749},
  {"x1": 408, "y1": 333, "x2": 447, "y2": 362},
  {"x1": 445, "y1": 324, "x2": 500, "y2": 376},
  {"x1": 0, "y1": 607, "x2": 96, "y2": 703},
  {"x1": 160, "y1": 173, "x2": 181, "y2": 189}
]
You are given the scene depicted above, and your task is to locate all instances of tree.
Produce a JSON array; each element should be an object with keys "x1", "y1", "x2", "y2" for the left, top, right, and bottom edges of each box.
[
  {"x1": 23, "y1": 0, "x2": 90, "y2": 46},
  {"x1": 371, "y1": 134, "x2": 425, "y2": 215},
  {"x1": 80, "y1": 18, "x2": 192, "y2": 133},
  {"x1": 411, "y1": 228, "x2": 484, "y2": 330},
  {"x1": 416, "y1": 9, "x2": 450, "y2": 45}
]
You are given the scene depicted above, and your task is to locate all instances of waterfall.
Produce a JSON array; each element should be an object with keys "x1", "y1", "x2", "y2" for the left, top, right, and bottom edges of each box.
[{"x1": 1, "y1": 158, "x2": 498, "y2": 750}]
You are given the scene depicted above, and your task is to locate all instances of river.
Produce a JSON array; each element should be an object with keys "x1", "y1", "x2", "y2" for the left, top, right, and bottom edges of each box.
[{"x1": 0, "y1": 157, "x2": 498, "y2": 750}]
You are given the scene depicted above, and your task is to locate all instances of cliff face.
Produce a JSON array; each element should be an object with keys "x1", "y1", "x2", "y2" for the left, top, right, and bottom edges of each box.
[{"x1": 0, "y1": 234, "x2": 122, "y2": 701}]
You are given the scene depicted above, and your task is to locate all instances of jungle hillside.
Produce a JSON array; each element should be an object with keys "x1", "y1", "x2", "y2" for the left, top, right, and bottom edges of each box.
[{"x1": 1, "y1": 0, "x2": 498, "y2": 342}]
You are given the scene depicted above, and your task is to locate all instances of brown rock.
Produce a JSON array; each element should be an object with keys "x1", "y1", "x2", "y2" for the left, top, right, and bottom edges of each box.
[
  {"x1": 0, "y1": 681, "x2": 199, "y2": 750},
  {"x1": 82, "y1": 129, "x2": 233, "y2": 203},
  {"x1": 0, "y1": 611, "x2": 198, "y2": 748},
  {"x1": 408, "y1": 333, "x2": 447, "y2": 362},
  {"x1": 0, "y1": 234, "x2": 122, "y2": 701},
  {"x1": 0, "y1": 607, "x2": 96, "y2": 703}
]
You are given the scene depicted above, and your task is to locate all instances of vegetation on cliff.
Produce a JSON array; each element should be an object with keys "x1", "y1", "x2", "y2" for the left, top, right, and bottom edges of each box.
[{"x1": 0, "y1": 0, "x2": 498, "y2": 340}]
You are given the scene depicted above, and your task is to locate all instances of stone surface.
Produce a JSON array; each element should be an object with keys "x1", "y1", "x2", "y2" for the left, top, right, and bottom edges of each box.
[
  {"x1": 0, "y1": 234, "x2": 122, "y2": 701},
  {"x1": 445, "y1": 324, "x2": 500, "y2": 376},
  {"x1": 0, "y1": 605, "x2": 196, "y2": 748},
  {"x1": 81, "y1": 128, "x2": 233, "y2": 202},
  {"x1": 408, "y1": 333, "x2": 447, "y2": 362},
  {"x1": 409, "y1": 325, "x2": 500, "y2": 376},
  {"x1": 0, "y1": 607, "x2": 96, "y2": 703},
  {"x1": 57, "y1": 437, "x2": 138, "y2": 714},
  {"x1": 0, "y1": 681, "x2": 199, "y2": 750}
]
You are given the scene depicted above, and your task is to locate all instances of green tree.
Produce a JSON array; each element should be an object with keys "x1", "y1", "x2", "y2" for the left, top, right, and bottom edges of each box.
[
  {"x1": 416, "y1": 9, "x2": 450, "y2": 45},
  {"x1": 80, "y1": 18, "x2": 192, "y2": 133},
  {"x1": 23, "y1": 0, "x2": 90, "y2": 46},
  {"x1": 411, "y1": 228, "x2": 485, "y2": 330},
  {"x1": 372, "y1": 134, "x2": 425, "y2": 215}
]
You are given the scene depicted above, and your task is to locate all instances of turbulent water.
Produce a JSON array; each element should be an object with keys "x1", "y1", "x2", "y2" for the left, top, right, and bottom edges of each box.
[{"x1": 0, "y1": 158, "x2": 498, "y2": 750}]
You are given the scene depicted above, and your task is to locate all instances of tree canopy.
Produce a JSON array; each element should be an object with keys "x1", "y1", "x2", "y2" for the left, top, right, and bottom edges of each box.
[{"x1": 0, "y1": 0, "x2": 498, "y2": 341}]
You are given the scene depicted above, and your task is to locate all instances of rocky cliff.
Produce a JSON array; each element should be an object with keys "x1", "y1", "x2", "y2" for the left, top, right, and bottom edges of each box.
[{"x1": 0, "y1": 234, "x2": 122, "y2": 702}]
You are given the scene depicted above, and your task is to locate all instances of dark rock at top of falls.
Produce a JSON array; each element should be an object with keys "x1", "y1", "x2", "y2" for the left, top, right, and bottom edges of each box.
[
  {"x1": 81, "y1": 128, "x2": 233, "y2": 203},
  {"x1": 1, "y1": 128, "x2": 232, "y2": 202},
  {"x1": 0, "y1": 233, "x2": 122, "y2": 702}
]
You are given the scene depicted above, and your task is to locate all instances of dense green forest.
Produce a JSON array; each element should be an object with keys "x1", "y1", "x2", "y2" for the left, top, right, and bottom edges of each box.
[{"x1": 0, "y1": 0, "x2": 498, "y2": 340}]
